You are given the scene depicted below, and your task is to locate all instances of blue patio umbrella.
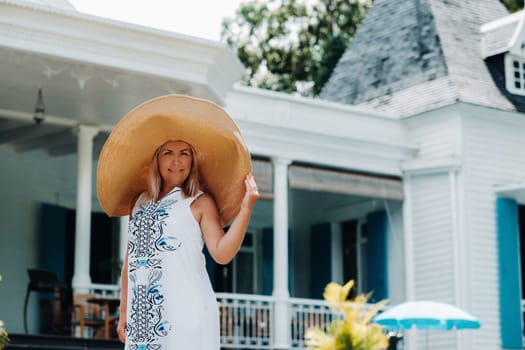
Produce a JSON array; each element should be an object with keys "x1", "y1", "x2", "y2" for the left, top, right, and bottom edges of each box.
[{"x1": 373, "y1": 301, "x2": 481, "y2": 349}]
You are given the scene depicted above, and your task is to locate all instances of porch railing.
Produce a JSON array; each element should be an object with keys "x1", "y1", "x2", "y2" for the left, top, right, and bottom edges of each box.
[
  {"x1": 88, "y1": 283, "x2": 120, "y2": 297},
  {"x1": 289, "y1": 297, "x2": 337, "y2": 349},
  {"x1": 215, "y1": 294, "x2": 340, "y2": 349},
  {"x1": 216, "y1": 293, "x2": 273, "y2": 349},
  {"x1": 87, "y1": 284, "x2": 366, "y2": 349}
]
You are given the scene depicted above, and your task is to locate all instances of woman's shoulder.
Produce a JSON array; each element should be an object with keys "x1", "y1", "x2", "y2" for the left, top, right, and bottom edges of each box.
[
  {"x1": 190, "y1": 191, "x2": 215, "y2": 207},
  {"x1": 189, "y1": 191, "x2": 219, "y2": 222}
]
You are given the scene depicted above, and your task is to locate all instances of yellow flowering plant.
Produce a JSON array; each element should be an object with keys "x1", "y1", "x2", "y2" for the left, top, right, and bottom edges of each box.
[
  {"x1": 0, "y1": 326, "x2": 8, "y2": 350},
  {"x1": 0, "y1": 275, "x2": 9, "y2": 350},
  {"x1": 305, "y1": 280, "x2": 389, "y2": 350}
]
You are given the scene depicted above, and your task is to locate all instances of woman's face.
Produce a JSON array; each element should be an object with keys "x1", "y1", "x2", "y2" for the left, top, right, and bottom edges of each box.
[{"x1": 157, "y1": 140, "x2": 193, "y2": 189}]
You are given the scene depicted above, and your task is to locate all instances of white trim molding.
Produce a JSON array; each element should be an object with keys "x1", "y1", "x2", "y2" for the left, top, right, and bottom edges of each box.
[
  {"x1": 495, "y1": 182, "x2": 525, "y2": 204},
  {"x1": 401, "y1": 156, "x2": 462, "y2": 175},
  {"x1": 227, "y1": 86, "x2": 417, "y2": 176}
]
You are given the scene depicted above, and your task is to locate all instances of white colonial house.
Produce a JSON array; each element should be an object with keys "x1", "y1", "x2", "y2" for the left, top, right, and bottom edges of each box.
[{"x1": 0, "y1": 0, "x2": 524, "y2": 350}]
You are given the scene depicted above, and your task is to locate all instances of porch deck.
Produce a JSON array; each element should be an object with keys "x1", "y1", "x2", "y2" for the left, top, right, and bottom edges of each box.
[
  {"x1": 12, "y1": 291, "x2": 341, "y2": 350},
  {"x1": 5, "y1": 333, "x2": 122, "y2": 350}
]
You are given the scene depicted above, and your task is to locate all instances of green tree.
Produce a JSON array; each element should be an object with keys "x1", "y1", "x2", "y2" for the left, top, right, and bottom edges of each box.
[
  {"x1": 221, "y1": 0, "x2": 371, "y2": 96},
  {"x1": 501, "y1": 0, "x2": 523, "y2": 12}
]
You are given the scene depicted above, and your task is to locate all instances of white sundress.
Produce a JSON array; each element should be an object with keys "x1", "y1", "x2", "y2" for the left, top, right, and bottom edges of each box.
[{"x1": 125, "y1": 188, "x2": 219, "y2": 350}]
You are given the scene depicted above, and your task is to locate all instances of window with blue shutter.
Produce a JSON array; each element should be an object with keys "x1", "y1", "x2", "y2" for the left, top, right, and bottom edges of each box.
[
  {"x1": 261, "y1": 228, "x2": 292, "y2": 296},
  {"x1": 366, "y1": 210, "x2": 388, "y2": 302},
  {"x1": 262, "y1": 227, "x2": 274, "y2": 296},
  {"x1": 497, "y1": 198, "x2": 523, "y2": 349},
  {"x1": 309, "y1": 222, "x2": 332, "y2": 299}
]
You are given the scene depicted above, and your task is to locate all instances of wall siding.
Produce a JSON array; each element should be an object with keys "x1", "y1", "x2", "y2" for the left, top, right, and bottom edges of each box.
[
  {"x1": 463, "y1": 112, "x2": 525, "y2": 350},
  {"x1": 406, "y1": 106, "x2": 525, "y2": 350},
  {"x1": 404, "y1": 108, "x2": 463, "y2": 349},
  {"x1": 405, "y1": 108, "x2": 462, "y2": 158},
  {"x1": 409, "y1": 173, "x2": 456, "y2": 349}
]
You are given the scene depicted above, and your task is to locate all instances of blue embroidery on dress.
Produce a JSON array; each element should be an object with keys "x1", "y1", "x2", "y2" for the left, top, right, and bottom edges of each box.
[{"x1": 127, "y1": 193, "x2": 181, "y2": 349}]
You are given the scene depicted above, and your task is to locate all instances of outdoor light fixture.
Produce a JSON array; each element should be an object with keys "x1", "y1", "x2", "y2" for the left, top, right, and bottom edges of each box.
[{"x1": 33, "y1": 87, "x2": 45, "y2": 124}]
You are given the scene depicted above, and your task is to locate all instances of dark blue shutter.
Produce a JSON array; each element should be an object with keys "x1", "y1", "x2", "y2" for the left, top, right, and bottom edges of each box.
[
  {"x1": 366, "y1": 210, "x2": 388, "y2": 302},
  {"x1": 39, "y1": 203, "x2": 68, "y2": 282},
  {"x1": 262, "y1": 228, "x2": 293, "y2": 296},
  {"x1": 309, "y1": 222, "x2": 332, "y2": 299},
  {"x1": 496, "y1": 198, "x2": 523, "y2": 349},
  {"x1": 262, "y1": 227, "x2": 274, "y2": 296}
]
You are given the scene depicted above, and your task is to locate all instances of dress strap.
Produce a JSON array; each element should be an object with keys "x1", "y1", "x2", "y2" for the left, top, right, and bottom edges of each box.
[{"x1": 188, "y1": 190, "x2": 204, "y2": 204}]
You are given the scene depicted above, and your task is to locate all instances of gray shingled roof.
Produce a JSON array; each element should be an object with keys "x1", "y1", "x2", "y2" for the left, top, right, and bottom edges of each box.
[{"x1": 320, "y1": 0, "x2": 515, "y2": 117}]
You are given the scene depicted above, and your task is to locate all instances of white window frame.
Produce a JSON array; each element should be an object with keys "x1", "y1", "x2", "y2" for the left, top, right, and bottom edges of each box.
[
  {"x1": 505, "y1": 53, "x2": 525, "y2": 96},
  {"x1": 338, "y1": 217, "x2": 369, "y2": 295},
  {"x1": 231, "y1": 230, "x2": 260, "y2": 294}
]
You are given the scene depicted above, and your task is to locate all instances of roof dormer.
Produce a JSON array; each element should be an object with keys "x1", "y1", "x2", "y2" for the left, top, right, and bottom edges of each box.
[{"x1": 481, "y1": 10, "x2": 525, "y2": 96}]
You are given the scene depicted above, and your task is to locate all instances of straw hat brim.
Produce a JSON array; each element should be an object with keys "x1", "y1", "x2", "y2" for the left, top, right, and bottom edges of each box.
[{"x1": 96, "y1": 94, "x2": 251, "y2": 226}]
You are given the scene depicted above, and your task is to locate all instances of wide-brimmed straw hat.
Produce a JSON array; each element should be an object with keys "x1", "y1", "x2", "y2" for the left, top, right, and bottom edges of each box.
[{"x1": 96, "y1": 94, "x2": 251, "y2": 225}]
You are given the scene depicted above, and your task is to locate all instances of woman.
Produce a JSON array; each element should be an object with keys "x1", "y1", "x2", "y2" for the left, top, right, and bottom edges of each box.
[{"x1": 96, "y1": 95, "x2": 258, "y2": 349}]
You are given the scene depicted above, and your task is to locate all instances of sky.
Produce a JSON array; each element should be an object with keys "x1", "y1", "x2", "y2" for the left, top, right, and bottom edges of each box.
[{"x1": 69, "y1": 0, "x2": 246, "y2": 41}]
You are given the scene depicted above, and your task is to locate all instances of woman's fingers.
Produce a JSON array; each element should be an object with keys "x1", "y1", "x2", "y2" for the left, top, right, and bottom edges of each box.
[
  {"x1": 242, "y1": 173, "x2": 259, "y2": 209},
  {"x1": 245, "y1": 173, "x2": 259, "y2": 195},
  {"x1": 117, "y1": 322, "x2": 126, "y2": 343}
]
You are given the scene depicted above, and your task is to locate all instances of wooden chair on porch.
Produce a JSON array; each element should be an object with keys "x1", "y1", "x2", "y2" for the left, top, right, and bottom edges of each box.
[{"x1": 71, "y1": 293, "x2": 119, "y2": 339}]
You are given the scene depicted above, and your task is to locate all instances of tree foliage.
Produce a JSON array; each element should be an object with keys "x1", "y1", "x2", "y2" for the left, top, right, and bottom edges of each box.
[
  {"x1": 221, "y1": 0, "x2": 371, "y2": 96},
  {"x1": 223, "y1": 0, "x2": 523, "y2": 96},
  {"x1": 500, "y1": 0, "x2": 523, "y2": 12}
]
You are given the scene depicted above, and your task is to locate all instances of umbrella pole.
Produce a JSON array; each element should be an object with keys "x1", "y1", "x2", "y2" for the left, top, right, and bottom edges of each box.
[{"x1": 425, "y1": 329, "x2": 429, "y2": 350}]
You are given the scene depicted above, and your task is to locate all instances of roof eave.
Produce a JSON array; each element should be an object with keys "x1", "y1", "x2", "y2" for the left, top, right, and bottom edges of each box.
[
  {"x1": 481, "y1": 10, "x2": 524, "y2": 59},
  {"x1": 0, "y1": 0, "x2": 244, "y2": 104}
]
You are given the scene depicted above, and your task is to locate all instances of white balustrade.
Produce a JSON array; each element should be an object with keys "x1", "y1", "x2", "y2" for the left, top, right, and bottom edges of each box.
[
  {"x1": 289, "y1": 297, "x2": 337, "y2": 349},
  {"x1": 216, "y1": 294, "x2": 353, "y2": 349},
  {"x1": 87, "y1": 283, "x2": 120, "y2": 297},
  {"x1": 78, "y1": 287, "x2": 378, "y2": 349},
  {"x1": 216, "y1": 293, "x2": 273, "y2": 349}
]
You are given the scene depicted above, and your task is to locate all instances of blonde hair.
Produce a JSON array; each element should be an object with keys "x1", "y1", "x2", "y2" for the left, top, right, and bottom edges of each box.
[{"x1": 137, "y1": 140, "x2": 200, "y2": 206}]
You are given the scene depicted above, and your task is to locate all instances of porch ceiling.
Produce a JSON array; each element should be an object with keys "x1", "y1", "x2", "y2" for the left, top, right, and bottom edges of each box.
[
  {"x1": 0, "y1": 0, "x2": 244, "y2": 156},
  {"x1": 0, "y1": 44, "x2": 168, "y2": 156},
  {"x1": 0, "y1": 115, "x2": 109, "y2": 157},
  {"x1": 0, "y1": 45, "x2": 200, "y2": 126}
]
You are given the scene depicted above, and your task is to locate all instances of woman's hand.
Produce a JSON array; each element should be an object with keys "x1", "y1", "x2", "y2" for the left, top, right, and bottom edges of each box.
[
  {"x1": 198, "y1": 173, "x2": 259, "y2": 265},
  {"x1": 117, "y1": 318, "x2": 126, "y2": 343},
  {"x1": 240, "y1": 173, "x2": 259, "y2": 212}
]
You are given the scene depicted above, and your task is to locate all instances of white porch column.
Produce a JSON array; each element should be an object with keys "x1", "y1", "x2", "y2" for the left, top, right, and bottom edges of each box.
[
  {"x1": 272, "y1": 157, "x2": 292, "y2": 349},
  {"x1": 401, "y1": 174, "x2": 416, "y2": 350},
  {"x1": 72, "y1": 125, "x2": 99, "y2": 293},
  {"x1": 119, "y1": 216, "x2": 129, "y2": 264},
  {"x1": 117, "y1": 216, "x2": 129, "y2": 287},
  {"x1": 331, "y1": 222, "x2": 343, "y2": 284}
]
